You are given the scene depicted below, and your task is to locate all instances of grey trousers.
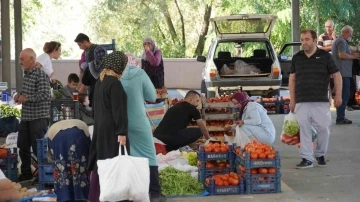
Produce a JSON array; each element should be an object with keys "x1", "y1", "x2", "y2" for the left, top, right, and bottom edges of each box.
[{"x1": 294, "y1": 102, "x2": 331, "y2": 162}]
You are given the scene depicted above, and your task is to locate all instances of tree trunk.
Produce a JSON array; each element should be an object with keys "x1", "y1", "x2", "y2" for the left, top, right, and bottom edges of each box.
[
  {"x1": 194, "y1": 2, "x2": 212, "y2": 57},
  {"x1": 161, "y1": 3, "x2": 179, "y2": 44},
  {"x1": 174, "y1": 0, "x2": 186, "y2": 57},
  {"x1": 314, "y1": 0, "x2": 320, "y2": 35}
]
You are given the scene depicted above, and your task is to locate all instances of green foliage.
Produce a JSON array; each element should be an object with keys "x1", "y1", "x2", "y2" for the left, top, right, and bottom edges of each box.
[{"x1": 15, "y1": 0, "x2": 360, "y2": 58}]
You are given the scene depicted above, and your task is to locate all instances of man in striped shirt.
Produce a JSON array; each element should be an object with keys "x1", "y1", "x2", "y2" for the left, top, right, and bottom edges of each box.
[{"x1": 14, "y1": 48, "x2": 51, "y2": 182}]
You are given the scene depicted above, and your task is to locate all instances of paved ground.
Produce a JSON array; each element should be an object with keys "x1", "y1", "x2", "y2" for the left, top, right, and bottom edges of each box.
[
  {"x1": 166, "y1": 89, "x2": 360, "y2": 202},
  {"x1": 2, "y1": 89, "x2": 359, "y2": 202}
]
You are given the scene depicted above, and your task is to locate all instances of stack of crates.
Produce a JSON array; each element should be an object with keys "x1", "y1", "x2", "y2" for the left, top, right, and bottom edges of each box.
[
  {"x1": 37, "y1": 138, "x2": 54, "y2": 190},
  {"x1": 197, "y1": 144, "x2": 245, "y2": 195},
  {"x1": 279, "y1": 96, "x2": 291, "y2": 114},
  {"x1": 257, "y1": 97, "x2": 280, "y2": 114},
  {"x1": 233, "y1": 145, "x2": 281, "y2": 194},
  {"x1": 0, "y1": 148, "x2": 18, "y2": 181}
]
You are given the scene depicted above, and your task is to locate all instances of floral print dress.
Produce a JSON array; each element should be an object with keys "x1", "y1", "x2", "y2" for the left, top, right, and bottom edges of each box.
[{"x1": 49, "y1": 126, "x2": 91, "y2": 202}]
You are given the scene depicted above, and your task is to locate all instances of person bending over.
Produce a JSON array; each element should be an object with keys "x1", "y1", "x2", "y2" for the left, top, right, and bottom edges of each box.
[{"x1": 153, "y1": 91, "x2": 210, "y2": 152}]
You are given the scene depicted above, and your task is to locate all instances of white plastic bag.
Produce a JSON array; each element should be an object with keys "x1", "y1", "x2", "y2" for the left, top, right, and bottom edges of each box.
[
  {"x1": 282, "y1": 112, "x2": 299, "y2": 136},
  {"x1": 233, "y1": 126, "x2": 251, "y2": 148},
  {"x1": 97, "y1": 145, "x2": 150, "y2": 202}
]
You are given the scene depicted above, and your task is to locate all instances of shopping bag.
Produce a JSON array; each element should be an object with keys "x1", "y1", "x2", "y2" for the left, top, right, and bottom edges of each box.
[
  {"x1": 97, "y1": 145, "x2": 150, "y2": 202},
  {"x1": 233, "y1": 126, "x2": 251, "y2": 148},
  {"x1": 281, "y1": 112, "x2": 299, "y2": 136}
]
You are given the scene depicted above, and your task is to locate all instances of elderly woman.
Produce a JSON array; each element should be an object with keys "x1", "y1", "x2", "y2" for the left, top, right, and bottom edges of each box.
[
  {"x1": 121, "y1": 53, "x2": 166, "y2": 202},
  {"x1": 88, "y1": 51, "x2": 130, "y2": 202},
  {"x1": 141, "y1": 37, "x2": 164, "y2": 89},
  {"x1": 230, "y1": 92, "x2": 275, "y2": 145},
  {"x1": 47, "y1": 119, "x2": 91, "y2": 202}
]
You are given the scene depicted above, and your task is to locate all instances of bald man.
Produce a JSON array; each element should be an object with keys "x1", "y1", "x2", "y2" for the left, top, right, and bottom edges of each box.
[
  {"x1": 332, "y1": 26, "x2": 360, "y2": 124},
  {"x1": 14, "y1": 48, "x2": 51, "y2": 182},
  {"x1": 318, "y1": 20, "x2": 337, "y2": 52}
]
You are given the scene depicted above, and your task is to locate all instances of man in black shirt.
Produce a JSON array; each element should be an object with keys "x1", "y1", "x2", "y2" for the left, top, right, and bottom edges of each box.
[
  {"x1": 74, "y1": 33, "x2": 98, "y2": 107},
  {"x1": 154, "y1": 91, "x2": 210, "y2": 151},
  {"x1": 289, "y1": 30, "x2": 342, "y2": 169}
]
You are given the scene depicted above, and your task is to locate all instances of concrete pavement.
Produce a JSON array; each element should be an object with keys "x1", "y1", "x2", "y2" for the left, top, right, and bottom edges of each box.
[{"x1": 165, "y1": 89, "x2": 360, "y2": 202}]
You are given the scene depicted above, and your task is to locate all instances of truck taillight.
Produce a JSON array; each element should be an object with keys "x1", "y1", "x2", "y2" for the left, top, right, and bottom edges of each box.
[
  {"x1": 272, "y1": 66, "x2": 280, "y2": 79},
  {"x1": 209, "y1": 69, "x2": 217, "y2": 78}
]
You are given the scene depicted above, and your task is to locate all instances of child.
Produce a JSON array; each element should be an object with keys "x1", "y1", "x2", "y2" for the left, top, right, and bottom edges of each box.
[
  {"x1": 60, "y1": 73, "x2": 79, "y2": 99},
  {"x1": 78, "y1": 93, "x2": 94, "y2": 125}
]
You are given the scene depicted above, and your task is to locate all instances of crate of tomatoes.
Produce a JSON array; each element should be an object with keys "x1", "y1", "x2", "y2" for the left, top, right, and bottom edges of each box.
[
  {"x1": 198, "y1": 142, "x2": 233, "y2": 161},
  {"x1": 233, "y1": 141, "x2": 280, "y2": 169},
  {"x1": 197, "y1": 160, "x2": 232, "y2": 183},
  {"x1": 204, "y1": 172, "x2": 245, "y2": 195},
  {"x1": 236, "y1": 165, "x2": 281, "y2": 194}
]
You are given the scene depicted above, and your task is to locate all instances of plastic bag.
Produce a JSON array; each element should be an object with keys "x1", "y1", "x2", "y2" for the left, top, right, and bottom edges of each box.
[
  {"x1": 220, "y1": 64, "x2": 237, "y2": 75},
  {"x1": 233, "y1": 126, "x2": 251, "y2": 148},
  {"x1": 282, "y1": 112, "x2": 299, "y2": 136},
  {"x1": 97, "y1": 145, "x2": 150, "y2": 202},
  {"x1": 234, "y1": 60, "x2": 261, "y2": 74}
]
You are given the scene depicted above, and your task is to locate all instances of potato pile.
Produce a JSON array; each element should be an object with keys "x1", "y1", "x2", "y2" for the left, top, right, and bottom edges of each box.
[{"x1": 11, "y1": 182, "x2": 42, "y2": 198}]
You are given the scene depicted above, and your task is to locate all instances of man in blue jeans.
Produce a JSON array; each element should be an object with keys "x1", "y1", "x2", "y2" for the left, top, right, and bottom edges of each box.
[{"x1": 332, "y1": 25, "x2": 360, "y2": 124}]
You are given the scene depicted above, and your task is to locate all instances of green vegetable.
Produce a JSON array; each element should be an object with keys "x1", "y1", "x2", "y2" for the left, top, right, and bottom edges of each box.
[
  {"x1": 283, "y1": 120, "x2": 299, "y2": 136},
  {"x1": 159, "y1": 166, "x2": 203, "y2": 196},
  {"x1": 0, "y1": 105, "x2": 21, "y2": 118},
  {"x1": 181, "y1": 152, "x2": 197, "y2": 166}
]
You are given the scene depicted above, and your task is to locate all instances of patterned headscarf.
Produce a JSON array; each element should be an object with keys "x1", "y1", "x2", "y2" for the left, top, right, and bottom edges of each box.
[
  {"x1": 100, "y1": 51, "x2": 128, "y2": 75},
  {"x1": 142, "y1": 37, "x2": 160, "y2": 61}
]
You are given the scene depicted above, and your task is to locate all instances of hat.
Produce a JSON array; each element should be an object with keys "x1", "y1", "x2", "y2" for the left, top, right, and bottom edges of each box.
[
  {"x1": 89, "y1": 46, "x2": 108, "y2": 79},
  {"x1": 100, "y1": 51, "x2": 128, "y2": 75}
]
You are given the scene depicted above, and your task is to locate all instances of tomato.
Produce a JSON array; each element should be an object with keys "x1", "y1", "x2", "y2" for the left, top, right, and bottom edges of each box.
[
  {"x1": 267, "y1": 153, "x2": 275, "y2": 159},
  {"x1": 197, "y1": 161, "x2": 201, "y2": 167},
  {"x1": 235, "y1": 148, "x2": 241, "y2": 154},
  {"x1": 220, "y1": 146, "x2": 228, "y2": 152},
  {"x1": 223, "y1": 180, "x2": 230, "y2": 186},
  {"x1": 231, "y1": 178, "x2": 239, "y2": 186},
  {"x1": 204, "y1": 147, "x2": 211, "y2": 153},
  {"x1": 250, "y1": 169, "x2": 258, "y2": 174},
  {"x1": 214, "y1": 147, "x2": 221, "y2": 153},
  {"x1": 258, "y1": 153, "x2": 266, "y2": 159},
  {"x1": 221, "y1": 175, "x2": 228, "y2": 181},
  {"x1": 205, "y1": 178, "x2": 210, "y2": 185},
  {"x1": 217, "y1": 179, "x2": 224, "y2": 186},
  {"x1": 240, "y1": 166, "x2": 246, "y2": 173},
  {"x1": 255, "y1": 148, "x2": 263, "y2": 154},
  {"x1": 259, "y1": 168, "x2": 268, "y2": 174},
  {"x1": 250, "y1": 152, "x2": 258, "y2": 159},
  {"x1": 229, "y1": 172, "x2": 235, "y2": 177},
  {"x1": 268, "y1": 168, "x2": 276, "y2": 174},
  {"x1": 218, "y1": 162, "x2": 226, "y2": 168}
]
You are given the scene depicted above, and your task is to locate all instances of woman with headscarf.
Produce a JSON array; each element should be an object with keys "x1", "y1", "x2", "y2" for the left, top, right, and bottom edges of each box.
[
  {"x1": 47, "y1": 119, "x2": 91, "y2": 202},
  {"x1": 229, "y1": 92, "x2": 276, "y2": 145},
  {"x1": 121, "y1": 53, "x2": 166, "y2": 202},
  {"x1": 141, "y1": 37, "x2": 165, "y2": 89},
  {"x1": 88, "y1": 51, "x2": 130, "y2": 202}
]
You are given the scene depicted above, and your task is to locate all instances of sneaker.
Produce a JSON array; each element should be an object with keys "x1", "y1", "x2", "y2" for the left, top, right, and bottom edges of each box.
[
  {"x1": 336, "y1": 118, "x2": 352, "y2": 124},
  {"x1": 296, "y1": 158, "x2": 313, "y2": 169},
  {"x1": 16, "y1": 174, "x2": 33, "y2": 183},
  {"x1": 150, "y1": 194, "x2": 167, "y2": 202},
  {"x1": 316, "y1": 156, "x2": 327, "y2": 167}
]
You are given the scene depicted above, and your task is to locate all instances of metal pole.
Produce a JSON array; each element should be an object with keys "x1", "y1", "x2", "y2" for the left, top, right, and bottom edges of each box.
[
  {"x1": 14, "y1": 0, "x2": 23, "y2": 92},
  {"x1": 1, "y1": 0, "x2": 11, "y2": 93},
  {"x1": 291, "y1": 0, "x2": 300, "y2": 54}
]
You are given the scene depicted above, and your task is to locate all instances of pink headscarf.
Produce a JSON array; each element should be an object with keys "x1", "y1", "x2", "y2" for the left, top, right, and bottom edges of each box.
[{"x1": 231, "y1": 92, "x2": 250, "y2": 119}]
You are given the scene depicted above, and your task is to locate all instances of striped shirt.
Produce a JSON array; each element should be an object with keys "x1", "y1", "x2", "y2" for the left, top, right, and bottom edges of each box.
[
  {"x1": 290, "y1": 49, "x2": 339, "y2": 103},
  {"x1": 20, "y1": 67, "x2": 51, "y2": 121}
]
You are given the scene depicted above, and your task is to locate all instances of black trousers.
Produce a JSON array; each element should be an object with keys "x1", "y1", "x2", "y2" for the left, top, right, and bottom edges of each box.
[
  {"x1": 331, "y1": 76, "x2": 357, "y2": 107},
  {"x1": 150, "y1": 166, "x2": 161, "y2": 197},
  {"x1": 157, "y1": 128, "x2": 202, "y2": 152},
  {"x1": 17, "y1": 118, "x2": 48, "y2": 175}
]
